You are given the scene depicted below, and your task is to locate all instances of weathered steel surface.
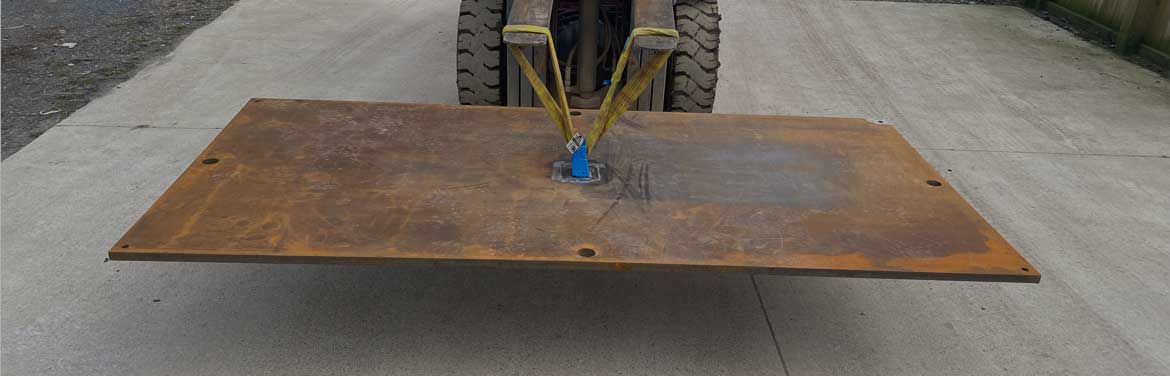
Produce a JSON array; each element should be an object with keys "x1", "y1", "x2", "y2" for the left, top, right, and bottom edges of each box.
[
  {"x1": 631, "y1": 0, "x2": 678, "y2": 50},
  {"x1": 110, "y1": 99, "x2": 1040, "y2": 283},
  {"x1": 504, "y1": 0, "x2": 677, "y2": 49},
  {"x1": 503, "y1": 0, "x2": 554, "y2": 46}
]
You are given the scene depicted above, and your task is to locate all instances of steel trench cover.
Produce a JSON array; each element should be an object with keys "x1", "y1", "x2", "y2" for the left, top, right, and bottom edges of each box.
[{"x1": 110, "y1": 99, "x2": 1039, "y2": 283}]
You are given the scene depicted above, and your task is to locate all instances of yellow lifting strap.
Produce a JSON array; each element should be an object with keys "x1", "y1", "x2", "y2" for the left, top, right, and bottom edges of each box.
[
  {"x1": 502, "y1": 25, "x2": 678, "y2": 149},
  {"x1": 587, "y1": 27, "x2": 678, "y2": 148},
  {"x1": 501, "y1": 24, "x2": 575, "y2": 143}
]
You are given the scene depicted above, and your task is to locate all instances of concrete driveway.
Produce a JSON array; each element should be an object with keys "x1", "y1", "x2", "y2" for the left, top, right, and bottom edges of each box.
[{"x1": 3, "y1": 0, "x2": 1169, "y2": 374}]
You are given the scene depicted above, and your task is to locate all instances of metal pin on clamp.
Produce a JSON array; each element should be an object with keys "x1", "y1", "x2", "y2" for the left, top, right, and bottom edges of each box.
[{"x1": 568, "y1": 133, "x2": 589, "y2": 178}]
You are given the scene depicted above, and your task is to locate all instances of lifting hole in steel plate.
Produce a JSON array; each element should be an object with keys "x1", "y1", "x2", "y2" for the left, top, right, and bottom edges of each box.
[
  {"x1": 570, "y1": 111, "x2": 582, "y2": 116},
  {"x1": 926, "y1": 180, "x2": 942, "y2": 187},
  {"x1": 577, "y1": 248, "x2": 596, "y2": 258},
  {"x1": 201, "y1": 158, "x2": 220, "y2": 165}
]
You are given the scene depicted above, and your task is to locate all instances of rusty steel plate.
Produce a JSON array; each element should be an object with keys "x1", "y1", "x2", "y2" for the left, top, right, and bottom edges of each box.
[{"x1": 110, "y1": 99, "x2": 1039, "y2": 282}]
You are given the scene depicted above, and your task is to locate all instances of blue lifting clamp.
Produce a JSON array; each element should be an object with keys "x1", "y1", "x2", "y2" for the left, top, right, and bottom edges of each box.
[
  {"x1": 553, "y1": 133, "x2": 603, "y2": 184},
  {"x1": 571, "y1": 139, "x2": 590, "y2": 178}
]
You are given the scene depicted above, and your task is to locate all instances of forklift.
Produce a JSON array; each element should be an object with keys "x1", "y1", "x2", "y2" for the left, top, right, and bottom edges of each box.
[{"x1": 457, "y1": 0, "x2": 720, "y2": 112}]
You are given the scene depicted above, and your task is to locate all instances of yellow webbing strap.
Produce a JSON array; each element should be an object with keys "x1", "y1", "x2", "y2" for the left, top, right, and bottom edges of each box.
[
  {"x1": 502, "y1": 25, "x2": 678, "y2": 149},
  {"x1": 501, "y1": 24, "x2": 575, "y2": 143},
  {"x1": 586, "y1": 27, "x2": 678, "y2": 148}
]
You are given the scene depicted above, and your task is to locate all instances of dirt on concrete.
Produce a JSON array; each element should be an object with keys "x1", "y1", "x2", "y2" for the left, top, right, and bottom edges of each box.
[
  {"x1": 1027, "y1": 8, "x2": 1169, "y2": 79},
  {"x1": 864, "y1": 0, "x2": 1168, "y2": 79},
  {"x1": 860, "y1": 0, "x2": 1025, "y2": 6},
  {"x1": 1, "y1": 0, "x2": 238, "y2": 159}
]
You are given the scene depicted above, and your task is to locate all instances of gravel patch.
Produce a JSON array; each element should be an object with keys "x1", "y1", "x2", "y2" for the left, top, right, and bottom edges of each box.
[{"x1": 1, "y1": 0, "x2": 238, "y2": 159}]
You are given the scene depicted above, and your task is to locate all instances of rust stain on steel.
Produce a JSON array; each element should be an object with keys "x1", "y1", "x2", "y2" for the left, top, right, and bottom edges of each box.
[{"x1": 109, "y1": 99, "x2": 1040, "y2": 283}]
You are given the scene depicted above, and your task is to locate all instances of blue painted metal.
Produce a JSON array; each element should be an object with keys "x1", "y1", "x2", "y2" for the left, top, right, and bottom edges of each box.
[{"x1": 571, "y1": 140, "x2": 590, "y2": 178}]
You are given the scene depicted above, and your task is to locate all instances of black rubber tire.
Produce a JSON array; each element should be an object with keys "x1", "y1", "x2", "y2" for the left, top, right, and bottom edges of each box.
[
  {"x1": 456, "y1": 0, "x2": 506, "y2": 106},
  {"x1": 668, "y1": 0, "x2": 721, "y2": 113}
]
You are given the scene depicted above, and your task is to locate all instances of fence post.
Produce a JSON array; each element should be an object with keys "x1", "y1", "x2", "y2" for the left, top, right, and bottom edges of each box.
[{"x1": 1117, "y1": 0, "x2": 1160, "y2": 55}]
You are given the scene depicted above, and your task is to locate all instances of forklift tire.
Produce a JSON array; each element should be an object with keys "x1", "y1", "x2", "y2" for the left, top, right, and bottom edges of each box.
[
  {"x1": 668, "y1": 0, "x2": 721, "y2": 113},
  {"x1": 457, "y1": 0, "x2": 506, "y2": 106}
]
